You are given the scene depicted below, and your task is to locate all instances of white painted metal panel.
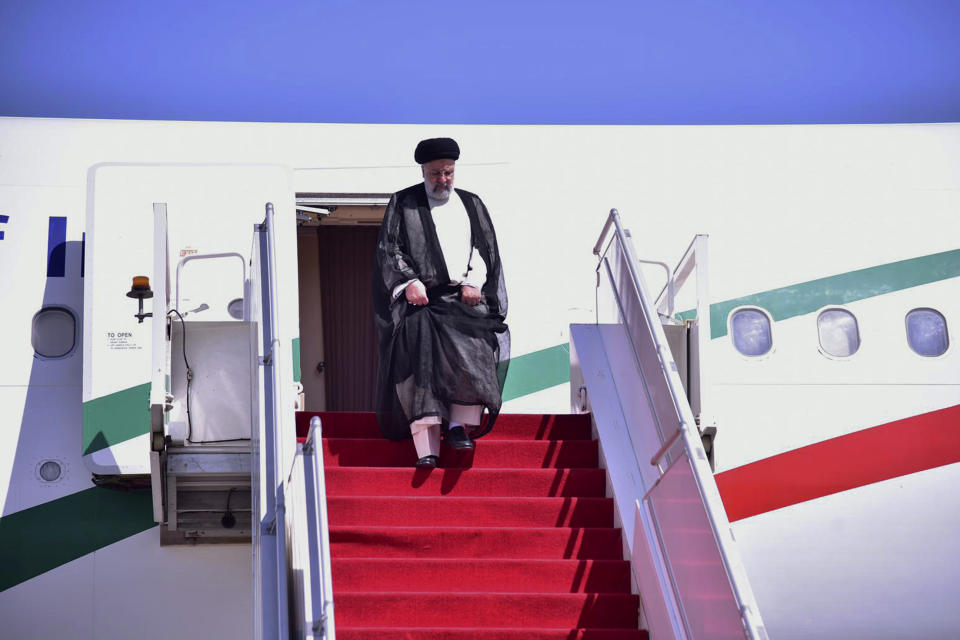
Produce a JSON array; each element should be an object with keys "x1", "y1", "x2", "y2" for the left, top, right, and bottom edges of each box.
[
  {"x1": 0, "y1": 528, "x2": 253, "y2": 640},
  {"x1": 0, "y1": 185, "x2": 84, "y2": 388},
  {"x1": 732, "y1": 463, "x2": 960, "y2": 639},
  {"x1": 0, "y1": 386, "x2": 87, "y2": 515},
  {"x1": 83, "y1": 163, "x2": 297, "y2": 475},
  {"x1": 168, "y1": 321, "x2": 255, "y2": 443}
]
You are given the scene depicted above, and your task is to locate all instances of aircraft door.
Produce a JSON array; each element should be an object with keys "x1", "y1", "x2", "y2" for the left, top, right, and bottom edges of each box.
[{"x1": 83, "y1": 163, "x2": 299, "y2": 477}]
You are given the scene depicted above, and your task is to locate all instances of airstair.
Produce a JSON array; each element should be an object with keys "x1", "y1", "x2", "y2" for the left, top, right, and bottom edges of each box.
[
  {"x1": 572, "y1": 210, "x2": 768, "y2": 639},
  {"x1": 134, "y1": 188, "x2": 762, "y2": 638},
  {"x1": 286, "y1": 209, "x2": 764, "y2": 639}
]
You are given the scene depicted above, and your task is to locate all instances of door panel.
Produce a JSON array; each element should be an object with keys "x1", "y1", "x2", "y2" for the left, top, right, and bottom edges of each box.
[
  {"x1": 311, "y1": 226, "x2": 380, "y2": 411},
  {"x1": 297, "y1": 232, "x2": 325, "y2": 410}
]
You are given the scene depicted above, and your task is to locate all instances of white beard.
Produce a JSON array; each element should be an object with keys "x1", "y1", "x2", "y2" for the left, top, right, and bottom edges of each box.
[{"x1": 426, "y1": 180, "x2": 453, "y2": 202}]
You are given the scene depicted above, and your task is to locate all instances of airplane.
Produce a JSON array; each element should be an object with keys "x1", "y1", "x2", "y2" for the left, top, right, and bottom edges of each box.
[{"x1": 0, "y1": 115, "x2": 958, "y2": 640}]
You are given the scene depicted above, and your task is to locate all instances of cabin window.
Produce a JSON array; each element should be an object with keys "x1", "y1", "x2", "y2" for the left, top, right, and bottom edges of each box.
[
  {"x1": 730, "y1": 308, "x2": 773, "y2": 356},
  {"x1": 906, "y1": 308, "x2": 949, "y2": 357},
  {"x1": 817, "y1": 308, "x2": 860, "y2": 357},
  {"x1": 31, "y1": 307, "x2": 76, "y2": 358}
]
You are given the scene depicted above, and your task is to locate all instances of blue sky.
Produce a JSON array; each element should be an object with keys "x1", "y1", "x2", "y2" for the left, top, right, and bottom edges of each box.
[{"x1": 2, "y1": 0, "x2": 959, "y2": 124}]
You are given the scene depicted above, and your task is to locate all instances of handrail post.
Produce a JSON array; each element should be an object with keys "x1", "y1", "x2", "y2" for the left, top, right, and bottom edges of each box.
[
  {"x1": 649, "y1": 426, "x2": 684, "y2": 467},
  {"x1": 693, "y1": 234, "x2": 714, "y2": 432}
]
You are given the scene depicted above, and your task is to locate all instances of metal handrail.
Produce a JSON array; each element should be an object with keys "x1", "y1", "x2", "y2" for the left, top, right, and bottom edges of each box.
[
  {"x1": 649, "y1": 427, "x2": 683, "y2": 467},
  {"x1": 175, "y1": 251, "x2": 247, "y2": 313},
  {"x1": 257, "y1": 203, "x2": 290, "y2": 639},
  {"x1": 302, "y1": 417, "x2": 336, "y2": 639},
  {"x1": 655, "y1": 235, "x2": 695, "y2": 316},
  {"x1": 592, "y1": 214, "x2": 616, "y2": 256},
  {"x1": 652, "y1": 232, "x2": 713, "y2": 431},
  {"x1": 596, "y1": 208, "x2": 766, "y2": 639},
  {"x1": 596, "y1": 209, "x2": 677, "y2": 318},
  {"x1": 599, "y1": 210, "x2": 696, "y2": 446},
  {"x1": 638, "y1": 258, "x2": 675, "y2": 318}
]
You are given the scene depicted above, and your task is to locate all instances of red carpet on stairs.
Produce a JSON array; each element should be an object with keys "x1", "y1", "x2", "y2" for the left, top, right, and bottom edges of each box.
[{"x1": 297, "y1": 411, "x2": 647, "y2": 640}]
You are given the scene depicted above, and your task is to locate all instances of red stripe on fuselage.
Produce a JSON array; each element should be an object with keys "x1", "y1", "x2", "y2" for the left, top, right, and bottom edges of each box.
[{"x1": 715, "y1": 404, "x2": 960, "y2": 522}]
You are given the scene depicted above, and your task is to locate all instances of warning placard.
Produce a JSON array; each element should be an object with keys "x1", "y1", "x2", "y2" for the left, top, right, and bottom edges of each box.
[{"x1": 106, "y1": 331, "x2": 143, "y2": 351}]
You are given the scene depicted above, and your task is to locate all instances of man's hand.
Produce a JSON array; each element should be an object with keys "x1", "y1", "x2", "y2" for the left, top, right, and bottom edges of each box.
[
  {"x1": 405, "y1": 280, "x2": 429, "y2": 306},
  {"x1": 461, "y1": 284, "x2": 481, "y2": 306}
]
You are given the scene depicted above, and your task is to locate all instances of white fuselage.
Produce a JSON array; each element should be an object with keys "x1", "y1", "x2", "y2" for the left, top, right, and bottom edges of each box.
[{"x1": 0, "y1": 117, "x2": 958, "y2": 639}]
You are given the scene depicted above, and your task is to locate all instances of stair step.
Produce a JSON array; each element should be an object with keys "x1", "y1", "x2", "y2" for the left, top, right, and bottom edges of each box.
[
  {"x1": 327, "y1": 496, "x2": 613, "y2": 528},
  {"x1": 337, "y1": 628, "x2": 648, "y2": 640},
  {"x1": 332, "y1": 558, "x2": 632, "y2": 593},
  {"x1": 335, "y1": 592, "x2": 640, "y2": 628},
  {"x1": 323, "y1": 438, "x2": 598, "y2": 468},
  {"x1": 321, "y1": 413, "x2": 643, "y2": 636},
  {"x1": 329, "y1": 526, "x2": 625, "y2": 559},
  {"x1": 297, "y1": 411, "x2": 593, "y2": 440},
  {"x1": 324, "y1": 467, "x2": 606, "y2": 497}
]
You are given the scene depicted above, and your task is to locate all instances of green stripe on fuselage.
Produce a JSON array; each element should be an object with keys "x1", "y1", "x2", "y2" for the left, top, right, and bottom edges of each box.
[
  {"x1": 292, "y1": 337, "x2": 302, "y2": 383},
  {"x1": 680, "y1": 248, "x2": 960, "y2": 339},
  {"x1": 502, "y1": 344, "x2": 571, "y2": 402},
  {"x1": 82, "y1": 383, "x2": 150, "y2": 455},
  {"x1": 13, "y1": 249, "x2": 952, "y2": 593},
  {"x1": 79, "y1": 335, "x2": 553, "y2": 454},
  {"x1": 0, "y1": 487, "x2": 155, "y2": 592}
]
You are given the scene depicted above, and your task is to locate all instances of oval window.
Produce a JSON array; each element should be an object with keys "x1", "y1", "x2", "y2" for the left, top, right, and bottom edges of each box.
[
  {"x1": 818, "y1": 308, "x2": 860, "y2": 357},
  {"x1": 32, "y1": 307, "x2": 76, "y2": 358},
  {"x1": 906, "y1": 308, "x2": 949, "y2": 357},
  {"x1": 730, "y1": 308, "x2": 773, "y2": 356}
]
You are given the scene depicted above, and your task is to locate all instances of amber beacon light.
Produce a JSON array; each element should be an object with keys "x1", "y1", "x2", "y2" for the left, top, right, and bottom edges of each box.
[{"x1": 126, "y1": 275, "x2": 154, "y2": 323}]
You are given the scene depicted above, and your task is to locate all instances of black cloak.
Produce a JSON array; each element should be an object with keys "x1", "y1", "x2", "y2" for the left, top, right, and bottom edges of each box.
[{"x1": 372, "y1": 183, "x2": 510, "y2": 441}]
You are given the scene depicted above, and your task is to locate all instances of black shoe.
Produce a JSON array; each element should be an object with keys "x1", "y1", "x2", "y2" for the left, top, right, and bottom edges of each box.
[
  {"x1": 445, "y1": 426, "x2": 475, "y2": 450},
  {"x1": 415, "y1": 455, "x2": 439, "y2": 468}
]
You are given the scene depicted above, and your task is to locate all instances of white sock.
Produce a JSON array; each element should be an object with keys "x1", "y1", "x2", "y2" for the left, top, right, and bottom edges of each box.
[
  {"x1": 412, "y1": 424, "x2": 441, "y2": 458},
  {"x1": 448, "y1": 421, "x2": 464, "y2": 431}
]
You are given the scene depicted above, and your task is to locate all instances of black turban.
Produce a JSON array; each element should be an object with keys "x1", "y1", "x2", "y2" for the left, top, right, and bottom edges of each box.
[{"x1": 414, "y1": 138, "x2": 460, "y2": 164}]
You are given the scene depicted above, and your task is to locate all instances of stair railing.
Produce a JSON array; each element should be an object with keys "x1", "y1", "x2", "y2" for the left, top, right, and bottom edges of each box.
[
  {"x1": 252, "y1": 203, "x2": 291, "y2": 639},
  {"x1": 593, "y1": 209, "x2": 767, "y2": 640},
  {"x1": 174, "y1": 251, "x2": 248, "y2": 318},
  {"x1": 656, "y1": 233, "x2": 714, "y2": 432},
  {"x1": 285, "y1": 417, "x2": 337, "y2": 639}
]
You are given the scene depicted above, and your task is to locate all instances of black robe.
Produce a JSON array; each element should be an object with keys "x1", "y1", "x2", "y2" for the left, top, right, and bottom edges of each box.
[{"x1": 372, "y1": 183, "x2": 509, "y2": 441}]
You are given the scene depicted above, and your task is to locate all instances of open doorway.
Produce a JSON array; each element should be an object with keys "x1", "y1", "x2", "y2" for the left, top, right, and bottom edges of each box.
[{"x1": 296, "y1": 193, "x2": 390, "y2": 411}]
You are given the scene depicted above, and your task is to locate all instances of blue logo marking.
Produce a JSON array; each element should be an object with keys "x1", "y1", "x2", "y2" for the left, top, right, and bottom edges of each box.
[
  {"x1": 47, "y1": 217, "x2": 67, "y2": 277},
  {"x1": 0, "y1": 214, "x2": 8, "y2": 240}
]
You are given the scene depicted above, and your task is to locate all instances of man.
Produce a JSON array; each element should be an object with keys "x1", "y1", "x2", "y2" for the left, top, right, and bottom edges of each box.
[{"x1": 372, "y1": 137, "x2": 509, "y2": 468}]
